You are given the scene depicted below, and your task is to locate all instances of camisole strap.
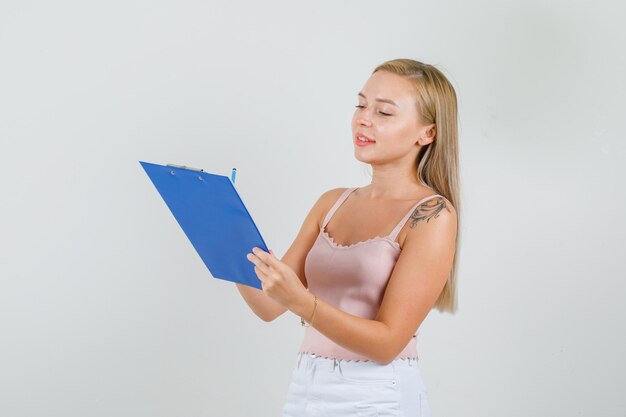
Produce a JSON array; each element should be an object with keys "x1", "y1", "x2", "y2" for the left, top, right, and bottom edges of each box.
[
  {"x1": 388, "y1": 194, "x2": 445, "y2": 241},
  {"x1": 322, "y1": 187, "x2": 359, "y2": 229}
]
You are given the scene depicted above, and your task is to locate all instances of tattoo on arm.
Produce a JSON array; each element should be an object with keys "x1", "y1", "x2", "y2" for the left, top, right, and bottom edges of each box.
[{"x1": 408, "y1": 197, "x2": 448, "y2": 229}]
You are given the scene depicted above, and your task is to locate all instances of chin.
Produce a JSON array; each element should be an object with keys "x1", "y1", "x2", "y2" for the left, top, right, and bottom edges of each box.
[{"x1": 353, "y1": 152, "x2": 376, "y2": 164}]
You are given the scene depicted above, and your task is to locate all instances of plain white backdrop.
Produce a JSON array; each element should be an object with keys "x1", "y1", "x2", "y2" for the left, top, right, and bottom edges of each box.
[{"x1": 1, "y1": 1, "x2": 624, "y2": 416}]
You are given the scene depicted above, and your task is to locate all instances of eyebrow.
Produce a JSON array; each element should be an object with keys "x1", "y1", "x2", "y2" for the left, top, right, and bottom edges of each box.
[{"x1": 358, "y1": 92, "x2": 399, "y2": 107}]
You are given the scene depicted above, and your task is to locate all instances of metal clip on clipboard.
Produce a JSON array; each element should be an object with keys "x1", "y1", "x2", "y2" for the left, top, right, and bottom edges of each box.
[
  {"x1": 166, "y1": 164, "x2": 237, "y2": 185},
  {"x1": 166, "y1": 163, "x2": 204, "y2": 172}
]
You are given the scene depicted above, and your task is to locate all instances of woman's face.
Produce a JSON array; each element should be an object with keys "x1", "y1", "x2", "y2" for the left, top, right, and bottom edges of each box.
[{"x1": 351, "y1": 70, "x2": 434, "y2": 164}]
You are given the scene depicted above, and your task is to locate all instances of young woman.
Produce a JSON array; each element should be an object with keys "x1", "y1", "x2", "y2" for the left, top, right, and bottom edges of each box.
[{"x1": 240, "y1": 58, "x2": 460, "y2": 416}]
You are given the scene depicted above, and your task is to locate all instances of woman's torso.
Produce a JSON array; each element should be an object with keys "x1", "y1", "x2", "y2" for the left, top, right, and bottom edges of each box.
[{"x1": 297, "y1": 186, "x2": 444, "y2": 361}]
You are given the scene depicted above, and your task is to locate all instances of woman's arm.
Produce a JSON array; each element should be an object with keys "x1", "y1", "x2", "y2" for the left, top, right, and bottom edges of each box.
[
  {"x1": 235, "y1": 282, "x2": 287, "y2": 322},
  {"x1": 235, "y1": 189, "x2": 343, "y2": 322}
]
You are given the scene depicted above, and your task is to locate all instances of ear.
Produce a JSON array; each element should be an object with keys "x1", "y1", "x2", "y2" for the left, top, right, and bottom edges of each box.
[{"x1": 417, "y1": 124, "x2": 436, "y2": 146}]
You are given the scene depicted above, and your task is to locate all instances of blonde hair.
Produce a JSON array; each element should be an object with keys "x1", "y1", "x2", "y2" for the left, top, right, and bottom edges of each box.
[{"x1": 371, "y1": 58, "x2": 461, "y2": 314}]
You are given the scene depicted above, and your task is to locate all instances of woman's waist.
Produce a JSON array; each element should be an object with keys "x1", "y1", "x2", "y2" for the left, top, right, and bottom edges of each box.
[{"x1": 298, "y1": 329, "x2": 417, "y2": 362}]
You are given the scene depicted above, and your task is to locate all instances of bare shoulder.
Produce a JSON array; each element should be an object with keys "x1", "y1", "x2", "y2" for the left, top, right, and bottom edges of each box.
[
  {"x1": 313, "y1": 187, "x2": 349, "y2": 228},
  {"x1": 409, "y1": 195, "x2": 456, "y2": 228},
  {"x1": 401, "y1": 195, "x2": 457, "y2": 248},
  {"x1": 318, "y1": 187, "x2": 349, "y2": 203}
]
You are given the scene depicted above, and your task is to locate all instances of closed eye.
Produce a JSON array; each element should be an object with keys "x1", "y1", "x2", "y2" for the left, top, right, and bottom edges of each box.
[{"x1": 354, "y1": 105, "x2": 392, "y2": 116}]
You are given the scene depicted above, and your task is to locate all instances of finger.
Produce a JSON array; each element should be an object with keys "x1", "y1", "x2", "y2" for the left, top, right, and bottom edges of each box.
[
  {"x1": 253, "y1": 247, "x2": 278, "y2": 268},
  {"x1": 251, "y1": 247, "x2": 269, "y2": 264},
  {"x1": 246, "y1": 252, "x2": 259, "y2": 265},
  {"x1": 254, "y1": 265, "x2": 266, "y2": 280},
  {"x1": 247, "y1": 253, "x2": 268, "y2": 273},
  {"x1": 249, "y1": 253, "x2": 272, "y2": 275}
]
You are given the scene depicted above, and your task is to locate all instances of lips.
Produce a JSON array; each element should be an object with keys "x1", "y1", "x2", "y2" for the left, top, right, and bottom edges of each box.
[{"x1": 355, "y1": 132, "x2": 375, "y2": 142}]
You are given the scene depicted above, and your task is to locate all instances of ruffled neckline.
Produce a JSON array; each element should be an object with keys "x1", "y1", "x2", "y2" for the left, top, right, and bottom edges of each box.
[{"x1": 319, "y1": 227, "x2": 400, "y2": 250}]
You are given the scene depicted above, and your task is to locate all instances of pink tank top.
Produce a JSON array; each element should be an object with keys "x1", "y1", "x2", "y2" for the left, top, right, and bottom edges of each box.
[{"x1": 298, "y1": 187, "x2": 444, "y2": 362}]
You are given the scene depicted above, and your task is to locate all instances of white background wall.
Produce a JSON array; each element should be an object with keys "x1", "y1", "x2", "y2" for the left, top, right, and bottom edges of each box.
[{"x1": 1, "y1": 1, "x2": 624, "y2": 416}]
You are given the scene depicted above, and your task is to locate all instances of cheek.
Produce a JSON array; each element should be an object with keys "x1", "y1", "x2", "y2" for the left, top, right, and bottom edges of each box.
[{"x1": 387, "y1": 119, "x2": 416, "y2": 140}]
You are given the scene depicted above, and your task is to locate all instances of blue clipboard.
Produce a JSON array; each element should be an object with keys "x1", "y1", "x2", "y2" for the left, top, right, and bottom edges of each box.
[{"x1": 139, "y1": 160, "x2": 267, "y2": 290}]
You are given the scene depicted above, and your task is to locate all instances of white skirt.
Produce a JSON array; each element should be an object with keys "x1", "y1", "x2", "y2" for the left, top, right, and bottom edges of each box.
[{"x1": 282, "y1": 352, "x2": 431, "y2": 416}]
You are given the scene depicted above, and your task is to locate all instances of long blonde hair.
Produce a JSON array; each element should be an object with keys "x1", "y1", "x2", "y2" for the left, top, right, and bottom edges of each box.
[{"x1": 371, "y1": 58, "x2": 461, "y2": 314}]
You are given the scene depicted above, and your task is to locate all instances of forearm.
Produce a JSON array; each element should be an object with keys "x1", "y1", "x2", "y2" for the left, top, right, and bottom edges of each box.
[
  {"x1": 236, "y1": 283, "x2": 286, "y2": 321},
  {"x1": 290, "y1": 292, "x2": 393, "y2": 364}
]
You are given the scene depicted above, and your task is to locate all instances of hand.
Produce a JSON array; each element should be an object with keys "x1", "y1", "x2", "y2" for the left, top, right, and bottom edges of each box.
[{"x1": 246, "y1": 247, "x2": 307, "y2": 310}]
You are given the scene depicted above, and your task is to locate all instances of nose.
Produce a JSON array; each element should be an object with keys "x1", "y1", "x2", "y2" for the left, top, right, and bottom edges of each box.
[
  {"x1": 355, "y1": 115, "x2": 372, "y2": 127},
  {"x1": 354, "y1": 105, "x2": 374, "y2": 127}
]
